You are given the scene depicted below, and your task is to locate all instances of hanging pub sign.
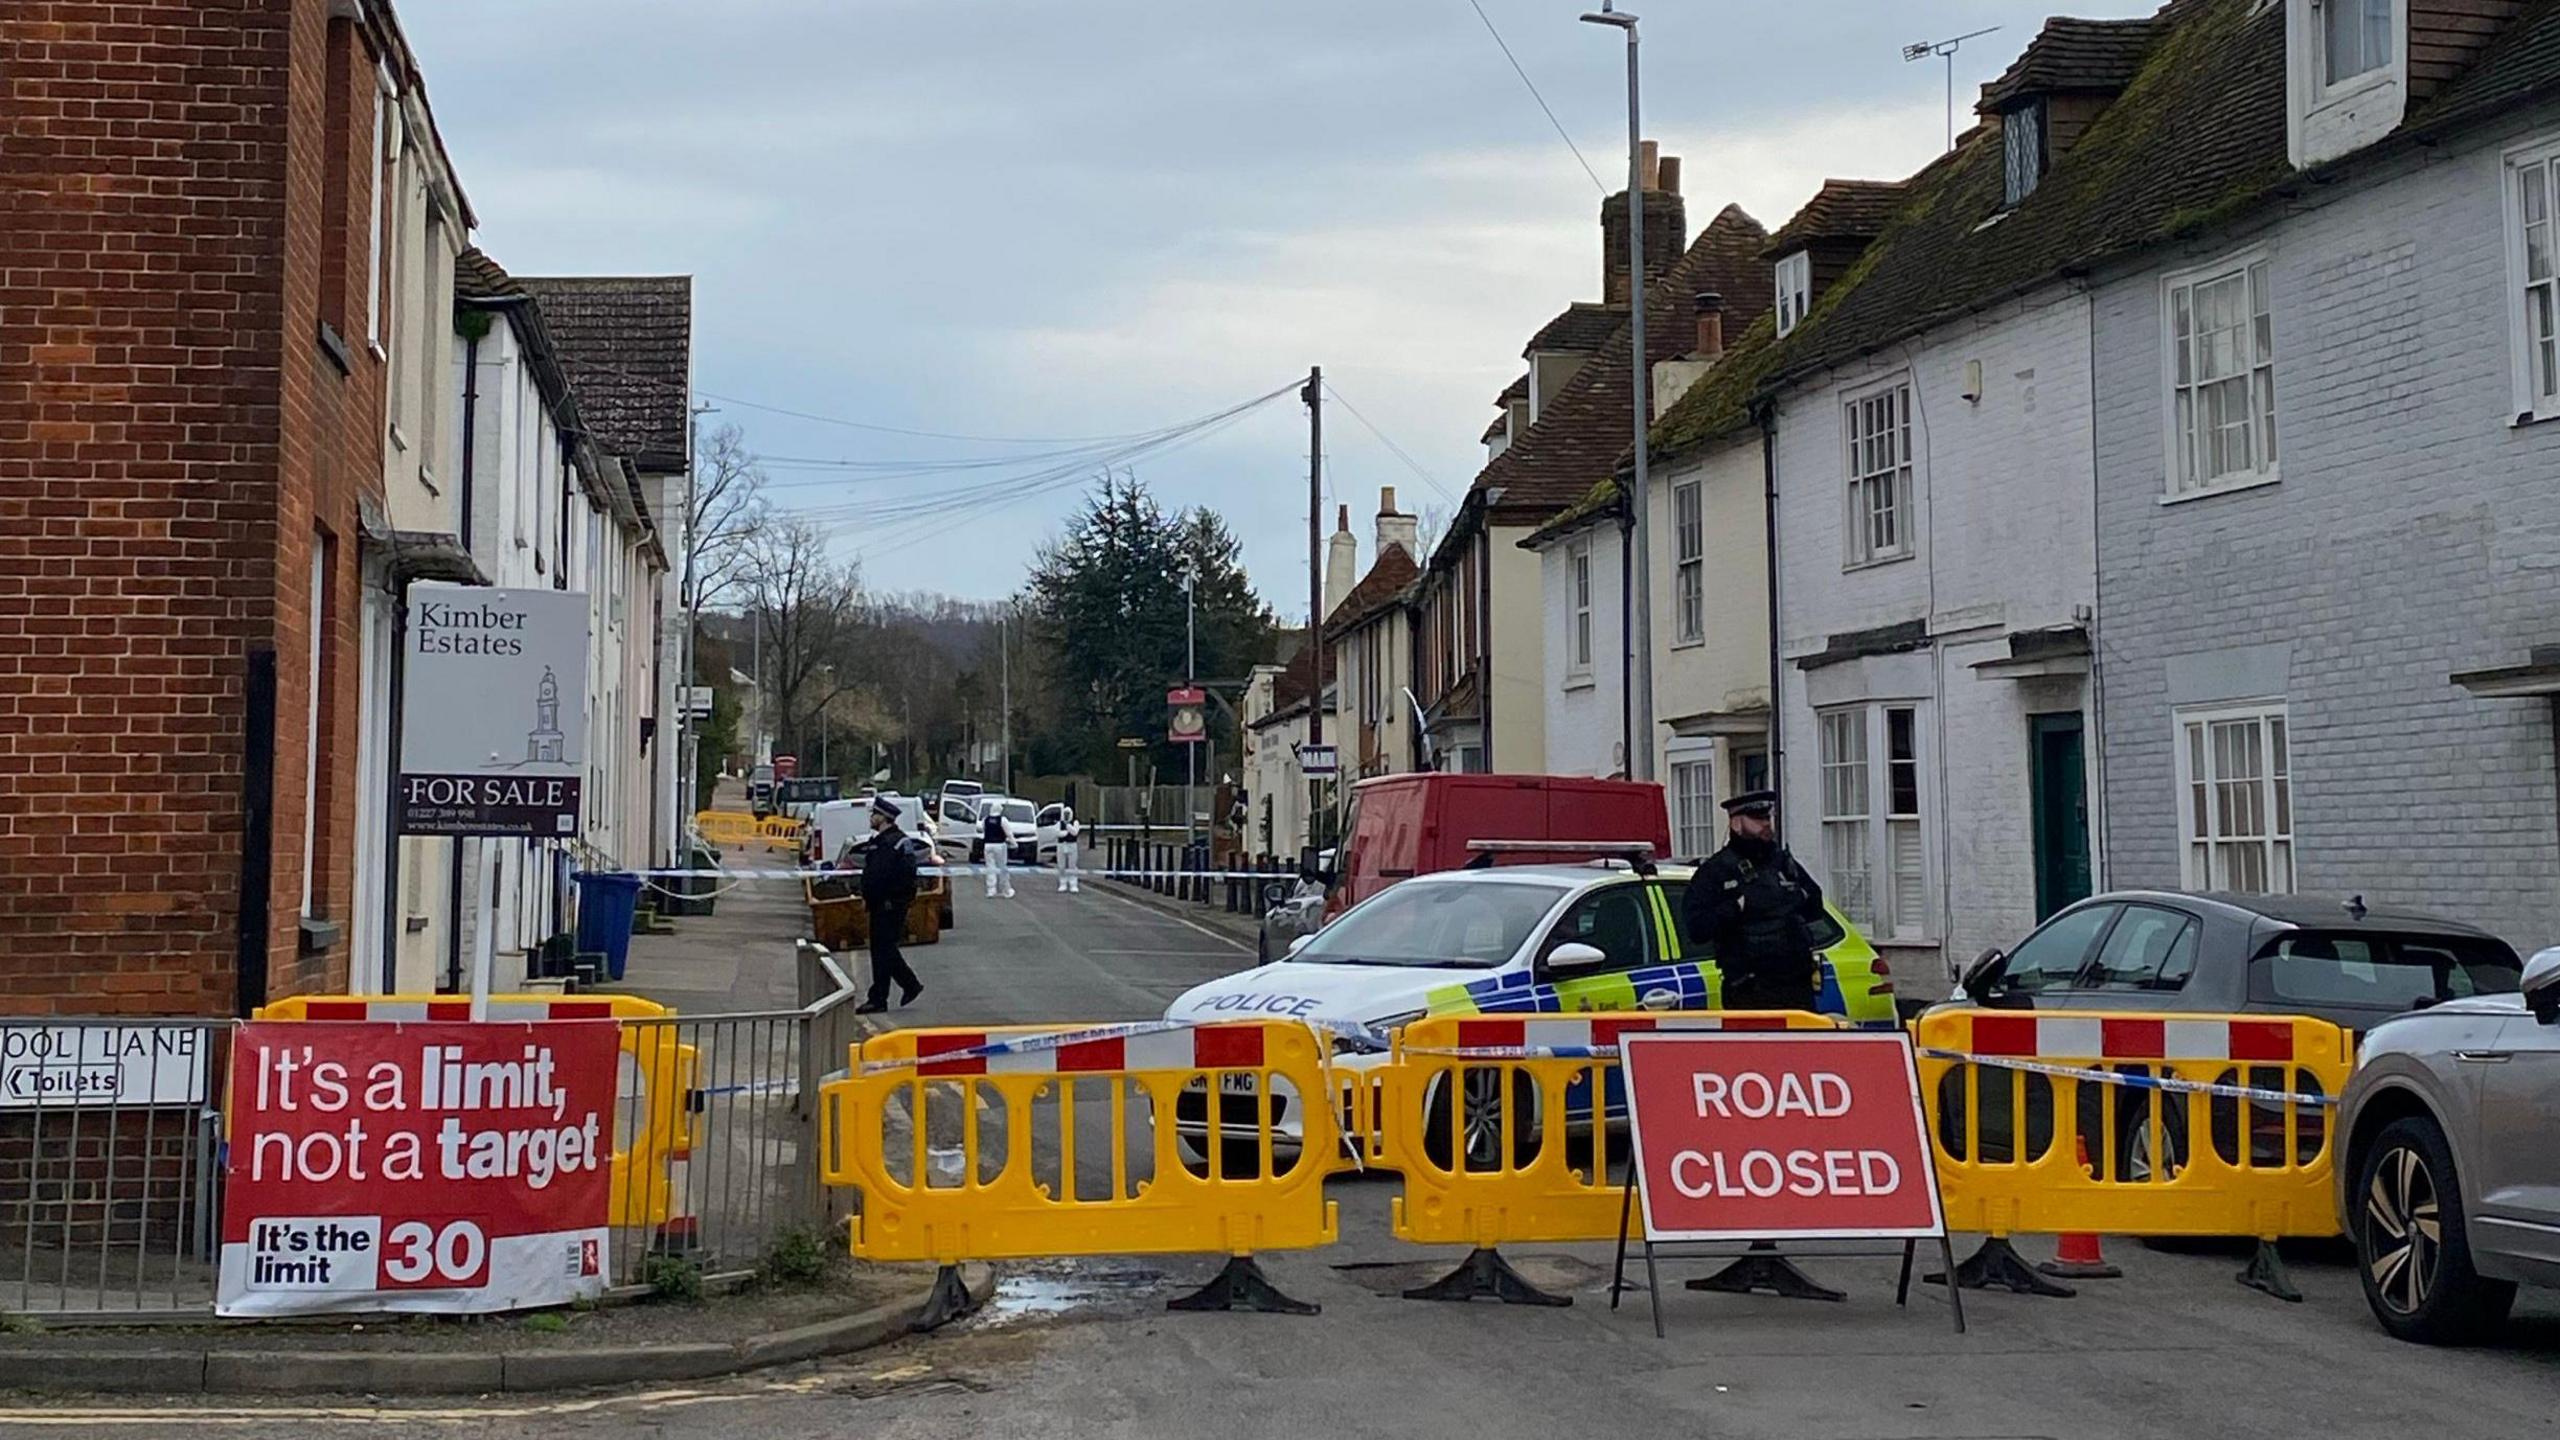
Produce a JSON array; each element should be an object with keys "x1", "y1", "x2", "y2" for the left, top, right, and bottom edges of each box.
[{"x1": 397, "y1": 585, "x2": 591, "y2": 837}]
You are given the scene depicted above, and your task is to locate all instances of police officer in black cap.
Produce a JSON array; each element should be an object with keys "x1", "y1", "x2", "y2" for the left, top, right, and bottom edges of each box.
[
  {"x1": 1682, "y1": 789, "x2": 1828, "y2": 1013},
  {"x1": 854, "y1": 794, "x2": 924, "y2": 1015}
]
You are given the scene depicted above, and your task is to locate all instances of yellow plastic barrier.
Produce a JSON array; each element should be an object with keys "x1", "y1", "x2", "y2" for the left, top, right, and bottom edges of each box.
[
  {"x1": 1387, "y1": 1012, "x2": 1846, "y2": 1257},
  {"x1": 252, "y1": 994, "x2": 695, "y2": 1230},
  {"x1": 693, "y1": 809, "x2": 761, "y2": 847},
  {"x1": 820, "y1": 1022, "x2": 1339, "y2": 1272},
  {"x1": 758, "y1": 816, "x2": 806, "y2": 851},
  {"x1": 1914, "y1": 1008, "x2": 2351, "y2": 1296}
]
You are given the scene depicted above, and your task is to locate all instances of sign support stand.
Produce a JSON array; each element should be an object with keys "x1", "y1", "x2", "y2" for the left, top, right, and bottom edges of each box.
[{"x1": 1609, "y1": 1167, "x2": 1964, "y2": 1337}]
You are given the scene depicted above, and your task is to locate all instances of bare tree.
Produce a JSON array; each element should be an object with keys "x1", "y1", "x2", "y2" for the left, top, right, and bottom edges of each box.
[
  {"x1": 741, "y1": 515, "x2": 864, "y2": 759},
  {"x1": 686, "y1": 423, "x2": 769, "y2": 613}
]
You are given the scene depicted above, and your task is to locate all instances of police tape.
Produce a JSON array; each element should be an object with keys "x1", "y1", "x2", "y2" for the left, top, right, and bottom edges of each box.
[
  {"x1": 1917, "y1": 1047, "x2": 2338, "y2": 1107},
  {"x1": 854, "y1": 1017, "x2": 1387, "y2": 1075},
  {"x1": 637, "y1": 864, "x2": 1309, "y2": 883}
]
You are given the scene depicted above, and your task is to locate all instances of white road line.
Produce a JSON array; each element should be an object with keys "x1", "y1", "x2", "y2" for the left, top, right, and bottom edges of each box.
[
  {"x1": 1085, "y1": 948, "x2": 1233, "y2": 956},
  {"x1": 1085, "y1": 885, "x2": 1254, "y2": 953}
]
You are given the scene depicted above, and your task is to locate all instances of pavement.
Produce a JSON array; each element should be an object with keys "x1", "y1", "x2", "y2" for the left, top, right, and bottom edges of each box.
[{"x1": 13, "y1": 871, "x2": 2560, "y2": 1435}]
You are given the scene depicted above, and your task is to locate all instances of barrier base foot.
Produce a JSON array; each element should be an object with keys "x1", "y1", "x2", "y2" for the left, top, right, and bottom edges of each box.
[
  {"x1": 911, "y1": 1264, "x2": 976, "y2": 1333},
  {"x1": 1167, "y1": 1256, "x2": 1318, "y2": 1316},
  {"x1": 1928, "y1": 1237, "x2": 2076, "y2": 1297},
  {"x1": 2237, "y1": 1241, "x2": 2303, "y2": 1303},
  {"x1": 1685, "y1": 1243, "x2": 1846, "y2": 1302},
  {"x1": 1402, "y1": 1248, "x2": 1572, "y2": 1307}
]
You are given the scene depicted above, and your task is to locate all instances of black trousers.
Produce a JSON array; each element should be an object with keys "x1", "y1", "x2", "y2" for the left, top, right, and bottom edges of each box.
[
  {"x1": 1721, "y1": 969, "x2": 1818, "y2": 1014},
  {"x1": 866, "y1": 904, "x2": 920, "y2": 1005}
]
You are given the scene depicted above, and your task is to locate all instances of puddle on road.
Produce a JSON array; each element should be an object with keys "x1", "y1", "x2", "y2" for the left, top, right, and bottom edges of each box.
[{"x1": 972, "y1": 1258, "x2": 1174, "y2": 1329}]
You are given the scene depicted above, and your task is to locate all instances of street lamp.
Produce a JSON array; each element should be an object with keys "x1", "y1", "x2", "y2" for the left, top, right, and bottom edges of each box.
[{"x1": 1581, "y1": 1, "x2": 1654, "y2": 782}]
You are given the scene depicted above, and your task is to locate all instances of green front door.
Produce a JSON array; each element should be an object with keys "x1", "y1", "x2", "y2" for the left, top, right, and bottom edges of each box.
[{"x1": 2028, "y1": 713, "x2": 2092, "y2": 920}]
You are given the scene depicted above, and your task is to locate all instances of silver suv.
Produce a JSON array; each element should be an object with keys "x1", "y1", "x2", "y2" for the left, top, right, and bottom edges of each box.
[{"x1": 2337, "y1": 946, "x2": 2560, "y2": 1344}]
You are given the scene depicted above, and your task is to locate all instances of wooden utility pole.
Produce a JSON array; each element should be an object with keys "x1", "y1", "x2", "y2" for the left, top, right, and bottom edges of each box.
[{"x1": 1302, "y1": 366, "x2": 1324, "y2": 854}]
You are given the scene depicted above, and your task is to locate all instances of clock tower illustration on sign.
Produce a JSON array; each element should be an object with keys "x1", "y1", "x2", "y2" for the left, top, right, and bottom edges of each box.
[{"x1": 527, "y1": 667, "x2": 567, "y2": 763}]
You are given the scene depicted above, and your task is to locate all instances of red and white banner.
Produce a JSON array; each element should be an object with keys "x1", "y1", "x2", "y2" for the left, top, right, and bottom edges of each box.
[
  {"x1": 217, "y1": 1021, "x2": 619, "y2": 1317},
  {"x1": 1621, "y1": 1031, "x2": 1944, "y2": 1243}
]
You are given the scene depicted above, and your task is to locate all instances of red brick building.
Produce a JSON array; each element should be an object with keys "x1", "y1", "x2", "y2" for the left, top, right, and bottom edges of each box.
[{"x1": 1, "y1": 1, "x2": 465, "y2": 1016}]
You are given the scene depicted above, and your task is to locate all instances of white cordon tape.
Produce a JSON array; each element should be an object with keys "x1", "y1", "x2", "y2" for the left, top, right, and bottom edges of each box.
[
  {"x1": 854, "y1": 1017, "x2": 1389, "y2": 1076},
  {"x1": 1399, "y1": 1044, "x2": 1624, "y2": 1061},
  {"x1": 639, "y1": 865, "x2": 1304, "y2": 882},
  {"x1": 1919, "y1": 1048, "x2": 2337, "y2": 1108}
]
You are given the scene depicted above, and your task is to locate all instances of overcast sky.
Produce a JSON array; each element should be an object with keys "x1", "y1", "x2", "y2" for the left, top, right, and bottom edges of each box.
[{"x1": 404, "y1": 0, "x2": 2155, "y2": 609}]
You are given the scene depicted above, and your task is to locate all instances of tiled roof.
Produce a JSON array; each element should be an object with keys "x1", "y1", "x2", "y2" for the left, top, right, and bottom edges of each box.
[
  {"x1": 1525, "y1": 303, "x2": 1625, "y2": 356},
  {"x1": 1480, "y1": 414, "x2": 1508, "y2": 444},
  {"x1": 1325, "y1": 544, "x2": 1419, "y2": 633},
  {"x1": 1760, "y1": 180, "x2": 1906, "y2": 258},
  {"x1": 1665, "y1": 0, "x2": 2560, "y2": 457},
  {"x1": 1498, "y1": 373, "x2": 1529, "y2": 405},
  {"x1": 1521, "y1": 476, "x2": 1623, "y2": 548},
  {"x1": 1466, "y1": 204, "x2": 1773, "y2": 519},
  {"x1": 454, "y1": 247, "x2": 525, "y2": 301},
  {"x1": 1256, "y1": 638, "x2": 1335, "y2": 725},
  {"x1": 515, "y1": 275, "x2": 694, "y2": 473},
  {"x1": 1979, "y1": 17, "x2": 2160, "y2": 110}
]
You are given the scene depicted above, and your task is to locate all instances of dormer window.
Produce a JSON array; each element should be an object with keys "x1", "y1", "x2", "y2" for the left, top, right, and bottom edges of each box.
[
  {"x1": 2322, "y1": 0, "x2": 2393, "y2": 86},
  {"x1": 1775, "y1": 251, "x2": 1811, "y2": 336},
  {"x1": 2003, "y1": 98, "x2": 2047, "y2": 207}
]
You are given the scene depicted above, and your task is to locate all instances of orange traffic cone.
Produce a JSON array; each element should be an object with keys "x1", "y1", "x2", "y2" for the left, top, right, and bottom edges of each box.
[{"x1": 2038, "y1": 1137, "x2": 2123, "y2": 1280}]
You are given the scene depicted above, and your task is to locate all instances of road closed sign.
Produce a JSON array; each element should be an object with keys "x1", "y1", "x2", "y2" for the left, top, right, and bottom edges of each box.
[
  {"x1": 1621, "y1": 1030, "x2": 1944, "y2": 1242},
  {"x1": 216, "y1": 1020, "x2": 619, "y2": 1317}
]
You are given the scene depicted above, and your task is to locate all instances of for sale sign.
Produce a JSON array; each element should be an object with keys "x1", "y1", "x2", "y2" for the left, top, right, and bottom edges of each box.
[
  {"x1": 398, "y1": 584, "x2": 589, "y2": 837},
  {"x1": 1621, "y1": 1031, "x2": 1944, "y2": 1242},
  {"x1": 216, "y1": 1021, "x2": 618, "y2": 1317}
]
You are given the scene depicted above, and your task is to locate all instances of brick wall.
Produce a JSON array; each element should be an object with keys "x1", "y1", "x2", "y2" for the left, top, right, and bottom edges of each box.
[
  {"x1": 0, "y1": 1, "x2": 391, "y2": 1015},
  {"x1": 2093, "y1": 109, "x2": 2560, "y2": 949}
]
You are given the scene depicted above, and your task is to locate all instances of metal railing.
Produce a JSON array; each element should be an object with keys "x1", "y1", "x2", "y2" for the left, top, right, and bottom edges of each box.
[
  {"x1": 1, "y1": 1018, "x2": 226, "y2": 1319},
  {"x1": 3, "y1": 946, "x2": 860, "y2": 1318},
  {"x1": 603, "y1": 941, "x2": 862, "y2": 1291}
]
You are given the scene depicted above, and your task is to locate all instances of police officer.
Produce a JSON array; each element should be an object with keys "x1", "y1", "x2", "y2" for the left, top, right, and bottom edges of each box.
[
  {"x1": 855, "y1": 794, "x2": 924, "y2": 1014},
  {"x1": 1681, "y1": 789, "x2": 1827, "y2": 1013}
]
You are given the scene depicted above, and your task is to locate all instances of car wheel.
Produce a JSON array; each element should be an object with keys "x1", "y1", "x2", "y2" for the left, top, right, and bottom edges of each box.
[
  {"x1": 1174, "y1": 1129, "x2": 1274, "y2": 1179},
  {"x1": 1423, "y1": 1068, "x2": 1539, "y2": 1172},
  {"x1": 2117, "y1": 1093, "x2": 2190, "y2": 1184},
  {"x1": 2355, "y1": 1115, "x2": 2517, "y2": 1344}
]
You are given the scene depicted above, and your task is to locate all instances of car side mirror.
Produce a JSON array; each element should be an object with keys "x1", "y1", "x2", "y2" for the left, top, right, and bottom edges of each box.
[
  {"x1": 1285, "y1": 935, "x2": 1315, "y2": 959},
  {"x1": 2525, "y1": 946, "x2": 2560, "y2": 1024},
  {"x1": 1960, "y1": 947, "x2": 2007, "y2": 996},
  {"x1": 1544, "y1": 941, "x2": 1610, "y2": 978}
]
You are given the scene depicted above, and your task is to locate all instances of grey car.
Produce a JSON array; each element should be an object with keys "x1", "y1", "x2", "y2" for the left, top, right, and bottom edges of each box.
[
  {"x1": 1954, "y1": 891, "x2": 2525, "y2": 1037},
  {"x1": 2337, "y1": 946, "x2": 2560, "y2": 1344}
]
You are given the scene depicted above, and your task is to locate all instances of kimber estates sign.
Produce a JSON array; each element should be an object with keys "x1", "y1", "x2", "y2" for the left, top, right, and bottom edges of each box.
[{"x1": 398, "y1": 585, "x2": 590, "y2": 837}]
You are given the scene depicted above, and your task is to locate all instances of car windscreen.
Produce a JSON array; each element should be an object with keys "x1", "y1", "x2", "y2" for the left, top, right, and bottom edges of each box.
[
  {"x1": 1288, "y1": 881, "x2": 1561, "y2": 969},
  {"x1": 998, "y1": 801, "x2": 1034, "y2": 824},
  {"x1": 2253, "y1": 932, "x2": 2522, "y2": 1011}
]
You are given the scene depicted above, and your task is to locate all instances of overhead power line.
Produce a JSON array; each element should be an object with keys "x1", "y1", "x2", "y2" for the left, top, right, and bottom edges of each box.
[
  {"x1": 1318, "y1": 380, "x2": 1461, "y2": 505},
  {"x1": 1465, "y1": 0, "x2": 1607, "y2": 194}
]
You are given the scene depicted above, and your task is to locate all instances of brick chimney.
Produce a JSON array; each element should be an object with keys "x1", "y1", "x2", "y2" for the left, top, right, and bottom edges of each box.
[
  {"x1": 1375, "y1": 486, "x2": 1418, "y2": 559},
  {"x1": 1323, "y1": 503, "x2": 1357, "y2": 617},
  {"x1": 1601, "y1": 144, "x2": 1687, "y2": 305},
  {"x1": 1694, "y1": 292, "x2": 1725, "y2": 359}
]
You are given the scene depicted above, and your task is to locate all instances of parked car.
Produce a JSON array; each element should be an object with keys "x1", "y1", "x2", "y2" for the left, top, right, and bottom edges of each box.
[
  {"x1": 2336, "y1": 946, "x2": 2559, "y2": 1345},
  {"x1": 774, "y1": 776, "x2": 843, "y2": 824},
  {"x1": 1166, "y1": 861, "x2": 1894, "y2": 1170},
  {"x1": 934, "y1": 792, "x2": 981, "y2": 858},
  {"x1": 746, "y1": 763, "x2": 778, "y2": 819},
  {"x1": 1256, "y1": 848, "x2": 1334, "y2": 963},
  {"x1": 1941, "y1": 891, "x2": 2524, "y2": 1183},
  {"x1": 1947, "y1": 891, "x2": 2523, "y2": 1035},
  {"x1": 1035, "y1": 803, "x2": 1067, "y2": 865}
]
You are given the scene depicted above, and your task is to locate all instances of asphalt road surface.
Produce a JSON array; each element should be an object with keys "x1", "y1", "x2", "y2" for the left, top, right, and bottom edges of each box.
[{"x1": 14, "y1": 878, "x2": 2559, "y2": 1439}]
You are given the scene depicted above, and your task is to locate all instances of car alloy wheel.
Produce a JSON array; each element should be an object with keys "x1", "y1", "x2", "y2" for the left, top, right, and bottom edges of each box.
[
  {"x1": 2365, "y1": 1141, "x2": 2441, "y2": 1318},
  {"x1": 1459, "y1": 1066, "x2": 1508, "y2": 1168}
]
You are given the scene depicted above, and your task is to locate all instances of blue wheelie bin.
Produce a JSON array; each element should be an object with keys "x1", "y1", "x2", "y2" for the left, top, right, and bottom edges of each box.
[{"x1": 573, "y1": 871, "x2": 644, "y2": 982}]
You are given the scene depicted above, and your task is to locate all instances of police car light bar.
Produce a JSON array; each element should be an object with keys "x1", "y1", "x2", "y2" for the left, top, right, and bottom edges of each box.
[{"x1": 1463, "y1": 839, "x2": 1656, "y2": 856}]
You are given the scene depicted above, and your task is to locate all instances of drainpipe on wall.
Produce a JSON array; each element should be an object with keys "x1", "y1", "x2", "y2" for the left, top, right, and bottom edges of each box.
[
  {"x1": 1618, "y1": 494, "x2": 1635, "y2": 779},
  {"x1": 378, "y1": 582, "x2": 408, "y2": 993},
  {"x1": 234, "y1": 649, "x2": 279, "y2": 1016},
  {"x1": 446, "y1": 327, "x2": 483, "y2": 993},
  {"x1": 1756, "y1": 401, "x2": 1785, "y2": 843}
]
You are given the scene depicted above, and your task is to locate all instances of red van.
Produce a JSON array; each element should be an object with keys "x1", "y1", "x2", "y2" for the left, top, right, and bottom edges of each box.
[{"x1": 1327, "y1": 772, "x2": 1672, "y2": 914}]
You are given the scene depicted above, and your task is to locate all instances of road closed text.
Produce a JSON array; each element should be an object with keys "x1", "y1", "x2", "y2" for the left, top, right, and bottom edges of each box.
[{"x1": 1622, "y1": 1032, "x2": 1945, "y2": 1241}]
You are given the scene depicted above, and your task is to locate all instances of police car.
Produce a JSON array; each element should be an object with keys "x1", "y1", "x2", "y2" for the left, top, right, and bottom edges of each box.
[{"x1": 1164, "y1": 859, "x2": 1894, "y2": 1168}]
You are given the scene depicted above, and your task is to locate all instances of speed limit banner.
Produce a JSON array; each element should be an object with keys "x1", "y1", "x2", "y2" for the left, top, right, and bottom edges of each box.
[{"x1": 216, "y1": 1021, "x2": 618, "y2": 1317}]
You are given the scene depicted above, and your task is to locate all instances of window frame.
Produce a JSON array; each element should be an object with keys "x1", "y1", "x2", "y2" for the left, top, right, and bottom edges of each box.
[
  {"x1": 2317, "y1": 0, "x2": 2399, "y2": 96},
  {"x1": 1668, "y1": 755, "x2": 1715, "y2": 859},
  {"x1": 1565, "y1": 537, "x2": 1593, "y2": 682},
  {"x1": 1671, "y1": 478, "x2": 1704, "y2": 646},
  {"x1": 2002, "y1": 97, "x2": 2047, "y2": 208},
  {"x1": 1774, "y1": 250, "x2": 1811, "y2": 336},
  {"x1": 2504, "y1": 133, "x2": 2560, "y2": 425},
  {"x1": 2159, "y1": 249, "x2": 2280, "y2": 500},
  {"x1": 2173, "y1": 698, "x2": 2294, "y2": 895},
  {"x1": 1817, "y1": 702, "x2": 1932, "y2": 941},
  {"x1": 1842, "y1": 378, "x2": 1916, "y2": 568}
]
